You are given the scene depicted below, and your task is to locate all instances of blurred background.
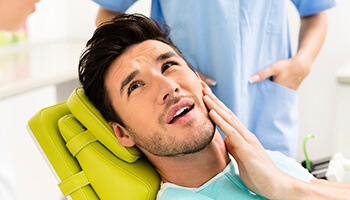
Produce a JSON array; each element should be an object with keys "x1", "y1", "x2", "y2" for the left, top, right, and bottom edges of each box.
[{"x1": 0, "y1": 0, "x2": 349, "y2": 199}]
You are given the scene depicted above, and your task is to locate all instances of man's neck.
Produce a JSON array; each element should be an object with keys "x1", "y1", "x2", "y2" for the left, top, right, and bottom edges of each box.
[{"x1": 148, "y1": 133, "x2": 230, "y2": 188}]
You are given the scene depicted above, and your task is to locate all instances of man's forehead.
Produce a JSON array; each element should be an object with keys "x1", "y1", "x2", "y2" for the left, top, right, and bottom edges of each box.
[
  {"x1": 125, "y1": 40, "x2": 178, "y2": 58},
  {"x1": 106, "y1": 40, "x2": 181, "y2": 94},
  {"x1": 112, "y1": 40, "x2": 180, "y2": 72}
]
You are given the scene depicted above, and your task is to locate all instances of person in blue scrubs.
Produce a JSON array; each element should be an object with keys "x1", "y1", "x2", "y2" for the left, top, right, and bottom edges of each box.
[{"x1": 91, "y1": 0, "x2": 336, "y2": 158}]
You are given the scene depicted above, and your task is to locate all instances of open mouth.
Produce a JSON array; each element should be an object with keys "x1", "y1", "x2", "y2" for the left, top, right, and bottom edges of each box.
[{"x1": 168, "y1": 104, "x2": 194, "y2": 124}]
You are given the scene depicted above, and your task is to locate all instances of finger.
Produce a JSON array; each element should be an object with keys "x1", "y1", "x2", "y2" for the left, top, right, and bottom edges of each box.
[
  {"x1": 224, "y1": 136, "x2": 235, "y2": 153},
  {"x1": 203, "y1": 89, "x2": 257, "y2": 142},
  {"x1": 203, "y1": 94, "x2": 240, "y2": 127},
  {"x1": 197, "y1": 71, "x2": 217, "y2": 86},
  {"x1": 203, "y1": 77, "x2": 217, "y2": 86},
  {"x1": 203, "y1": 88, "x2": 233, "y2": 115},
  {"x1": 203, "y1": 93, "x2": 244, "y2": 130},
  {"x1": 209, "y1": 110, "x2": 246, "y2": 146},
  {"x1": 249, "y1": 65, "x2": 276, "y2": 83}
]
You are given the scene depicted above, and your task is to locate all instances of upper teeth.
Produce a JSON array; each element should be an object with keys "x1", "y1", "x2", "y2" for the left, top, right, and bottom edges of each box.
[{"x1": 174, "y1": 106, "x2": 190, "y2": 118}]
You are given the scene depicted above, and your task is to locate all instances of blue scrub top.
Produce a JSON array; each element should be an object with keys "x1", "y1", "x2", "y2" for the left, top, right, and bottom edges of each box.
[{"x1": 91, "y1": 0, "x2": 336, "y2": 157}]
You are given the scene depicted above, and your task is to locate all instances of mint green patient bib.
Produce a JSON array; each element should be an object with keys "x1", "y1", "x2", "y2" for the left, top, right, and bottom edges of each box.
[{"x1": 157, "y1": 151, "x2": 313, "y2": 200}]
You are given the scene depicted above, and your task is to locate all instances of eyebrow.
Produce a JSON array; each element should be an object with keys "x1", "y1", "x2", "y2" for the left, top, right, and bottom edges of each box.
[
  {"x1": 157, "y1": 51, "x2": 176, "y2": 62},
  {"x1": 119, "y1": 51, "x2": 177, "y2": 95},
  {"x1": 120, "y1": 70, "x2": 139, "y2": 95}
]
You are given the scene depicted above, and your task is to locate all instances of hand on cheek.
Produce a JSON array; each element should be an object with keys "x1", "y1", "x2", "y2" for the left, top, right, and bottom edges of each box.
[
  {"x1": 202, "y1": 87, "x2": 291, "y2": 199},
  {"x1": 202, "y1": 86, "x2": 247, "y2": 148}
]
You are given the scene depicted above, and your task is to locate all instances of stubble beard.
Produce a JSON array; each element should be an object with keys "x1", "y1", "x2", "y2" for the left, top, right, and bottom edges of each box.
[
  {"x1": 127, "y1": 113, "x2": 216, "y2": 157},
  {"x1": 126, "y1": 94, "x2": 216, "y2": 157}
]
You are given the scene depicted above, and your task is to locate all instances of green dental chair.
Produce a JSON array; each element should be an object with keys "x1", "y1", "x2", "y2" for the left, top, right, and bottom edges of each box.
[{"x1": 27, "y1": 87, "x2": 160, "y2": 200}]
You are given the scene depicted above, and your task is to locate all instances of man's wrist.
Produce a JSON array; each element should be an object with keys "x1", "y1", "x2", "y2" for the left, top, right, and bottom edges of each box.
[{"x1": 272, "y1": 177, "x2": 311, "y2": 200}]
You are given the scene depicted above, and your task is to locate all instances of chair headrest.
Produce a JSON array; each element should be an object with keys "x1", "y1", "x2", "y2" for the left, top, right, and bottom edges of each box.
[{"x1": 66, "y1": 87, "x2": 141, "y2": 163}]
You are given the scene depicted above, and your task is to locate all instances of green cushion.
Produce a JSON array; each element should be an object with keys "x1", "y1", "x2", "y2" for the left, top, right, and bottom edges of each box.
[
  {"x1": 67, "y1": 87, "x2": 141, "y2": 163},
  {"x1": 58, "y1": 114, "x2": 160, "y2": 199},
  {"x1": 28, "y1": 88, "x2": 160, "y2": 199}
]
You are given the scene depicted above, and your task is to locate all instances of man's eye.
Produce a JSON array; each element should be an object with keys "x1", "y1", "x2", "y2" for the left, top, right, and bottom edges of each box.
[
  {"x1": 128, "y1": 81, "x2": 143, "y2": 94},
  {"x1": 161, "y1": 61, "x2": 176, "y2": 73}
]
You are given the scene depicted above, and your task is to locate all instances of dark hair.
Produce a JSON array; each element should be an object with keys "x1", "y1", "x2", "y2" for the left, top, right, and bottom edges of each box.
[{"x1": 78, "y1": 13, "x2": 180, "y2": 126}]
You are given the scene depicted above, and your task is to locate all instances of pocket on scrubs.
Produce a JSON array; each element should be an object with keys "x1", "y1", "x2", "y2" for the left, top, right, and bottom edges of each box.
[
  {"x1": 250, "y1": 79, "x2": 299, "y2": 157},
  {"x1": 268, "y1": 78, "x2": 297, "y2": 92}
]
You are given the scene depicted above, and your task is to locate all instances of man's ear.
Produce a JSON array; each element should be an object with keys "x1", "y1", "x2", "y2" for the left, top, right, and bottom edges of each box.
[{"x1": 109, "y1": 122, "x2": 136, "y2": 147}]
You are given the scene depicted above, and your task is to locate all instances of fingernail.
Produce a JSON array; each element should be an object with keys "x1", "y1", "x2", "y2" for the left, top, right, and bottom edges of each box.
[
  {"x1": 206, "y1": 78, "x2": 217, "y2": 86},
  {"x1": 249, "y1": 75, "x2": 259, "y2": 83},
  {"x1": 209, "y1": 80, "x2": 217, "y2": 86}
]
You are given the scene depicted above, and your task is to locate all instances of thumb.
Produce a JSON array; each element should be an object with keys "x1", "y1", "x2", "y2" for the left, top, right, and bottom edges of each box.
[
  {"x1": 224, "y1": 136, "x2": 241, "y2": 164},
  {"x1": 224, "y1": 136, "x2": 234, "y2": 154},
  {"x1": 249, "y1": 66, "x2": 275, "y2": 83}
]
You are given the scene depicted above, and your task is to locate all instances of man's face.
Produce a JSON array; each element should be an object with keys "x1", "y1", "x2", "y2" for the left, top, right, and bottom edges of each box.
[{"x1": 106, "y1": 40, "x2": 215, "y2": 157}]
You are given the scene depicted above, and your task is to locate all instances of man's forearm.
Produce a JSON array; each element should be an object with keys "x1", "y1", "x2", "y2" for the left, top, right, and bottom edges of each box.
[{"x1": 279, "y1": 178, "x2": 350, "y2": 200}]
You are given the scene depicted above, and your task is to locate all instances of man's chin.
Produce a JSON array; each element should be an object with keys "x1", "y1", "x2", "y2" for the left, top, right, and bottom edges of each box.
[{"x1": 175, "y1": 122, "x2": 216, "y2": 157}]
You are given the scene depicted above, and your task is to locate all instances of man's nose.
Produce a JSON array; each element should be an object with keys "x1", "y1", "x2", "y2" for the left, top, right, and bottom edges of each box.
[{"x1": 156, "y1": 76, "x2": 180, "y2": 104}]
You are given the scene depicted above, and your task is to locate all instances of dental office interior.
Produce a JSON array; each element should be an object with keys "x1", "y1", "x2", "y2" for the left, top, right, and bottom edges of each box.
[{"x1": 0, "y1": 0, "x2": 350, "y2": 199}]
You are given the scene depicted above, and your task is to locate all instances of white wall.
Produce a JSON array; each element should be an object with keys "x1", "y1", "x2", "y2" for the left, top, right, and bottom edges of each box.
[
  {"x1": 26, "y1": 0, "x2": 98, "y2": 43},
  {"x1": 288, "y1": 0, "x2": 350, "y2": 162},
  {"x1": 26, "y1": 0, "x2": 150, "y2": 44},
  {"x1": 0, "y1": 86, "x2": 61, "y2": 200},
  {"x1": 1, "y1": 0, "x2": 350, "y2": 199}
]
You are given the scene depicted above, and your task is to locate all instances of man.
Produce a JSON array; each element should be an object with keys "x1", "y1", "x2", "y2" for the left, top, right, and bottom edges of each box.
[
  {"x1": 79, "y1": 14, "x2": 350, "y2": 199},
  {"x1": 90, "y1": 0, "x2": 337, "y2": 158}
]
